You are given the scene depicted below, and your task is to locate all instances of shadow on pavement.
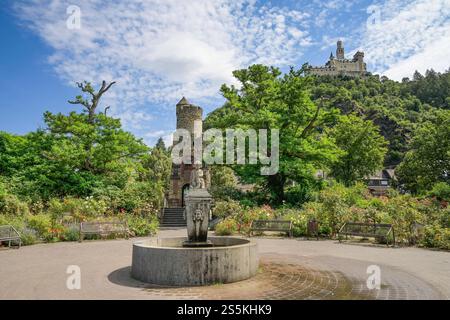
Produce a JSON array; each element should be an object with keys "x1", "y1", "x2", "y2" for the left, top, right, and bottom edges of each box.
[
  {"x1": 108, "y1": 266, "x2": 183, "y2": 289},
  {"x1": 108, "y1": 266, "x2": 148, "y2": 289}
]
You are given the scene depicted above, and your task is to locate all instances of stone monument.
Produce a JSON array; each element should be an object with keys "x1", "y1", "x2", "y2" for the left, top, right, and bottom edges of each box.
[{"x1": 183, "y1": 165, "x2": 213, "y2": 247}]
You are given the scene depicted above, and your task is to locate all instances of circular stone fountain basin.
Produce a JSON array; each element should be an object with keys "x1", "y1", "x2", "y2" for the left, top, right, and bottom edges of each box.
[{"x1": 131, "y1": 237, "x2": 258, "y2": 286}]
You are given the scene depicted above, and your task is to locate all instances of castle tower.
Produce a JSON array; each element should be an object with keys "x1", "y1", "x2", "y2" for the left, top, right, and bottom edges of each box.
[
  {"x1": 336, "y1": 40, "x2": 345, "y2": 60},
  {"x1": 168, "y1": 97, "x2": 204, "y2": 208},
  {"x1": 175, "y1": 97, "x2": 203, "y2": 138},
  {"x1": 353, "y1": 51, "x2": 366, "y2": 72}
]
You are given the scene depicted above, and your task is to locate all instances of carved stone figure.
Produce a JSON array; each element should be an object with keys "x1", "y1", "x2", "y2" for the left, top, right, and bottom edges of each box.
[
  {"x1": 190, "y1": 165, "x2": 206, "y2": 189},
  {"x1": 183, "y1": 165, "x2": 213, "y2": 247}
]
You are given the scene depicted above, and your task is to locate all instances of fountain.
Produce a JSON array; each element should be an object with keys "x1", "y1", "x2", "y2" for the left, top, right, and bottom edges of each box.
[{"x1": 131, "y1": 165, "x2": 258, "y2": 286}]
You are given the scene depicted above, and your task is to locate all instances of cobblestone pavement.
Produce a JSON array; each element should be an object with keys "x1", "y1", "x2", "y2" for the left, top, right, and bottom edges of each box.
[
  {"x1": 0, "y1": 229, "x2": 448, "y2": 299},
  {"x1": 117, "y1": 254, "x2": 443, "y2": 300}
]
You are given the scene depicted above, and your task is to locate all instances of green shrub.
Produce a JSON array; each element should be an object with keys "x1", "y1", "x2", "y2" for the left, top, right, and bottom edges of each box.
[
  {"x1": 0, "y1": 194, "x2": 29, "y2": 216},
  {"x1": 278, "y1": 208, "x2": 308, "y2": 236},
  {"x1": 20, "y1": 228, "x2": 38, "y2": 245},
  {"x1": 93, "y1": 182, "x2": 164, "y2": 213},
  {"x1": 215, "y1": 218, "x2": 238, "y2": 236},
  {"x1": 238, "y1": 198, "x2": 258, "y2": 208},
  {"x1": 29, "y1": 200, "x2": 44, "y2": 215},
  {"x1": 428, "y1": 182, "x2": 450, "y2": 201},
  {"x1": 132, "y1": 202, "x2": 159, "y2": 218},
  {"x1": 317, "y1": 186, "x2": 349, "y2": 236},
  {"x1": 127, "y1": 215, "x2": 158, "y2": 236},
  {"x1": 213, "y1": 200, "x2": 242, "y2": 219},
  {"x1": 47, "y1": 198, "x2": 66, "y2": 222},
  {"x1": 0, "y1": 214, "x2": 26, "y2": 230},
  {"x1": 78, "y1": 197, "x2": 108, "y2": 219},
  {"x1": 234, "y1": 205, "x2": 275, "y2": 234},
  {"x1": 56, "y1": 197, "x2": 108, "y2": 221},
  {"x1": 421, "y1": 223, "x2": 450, "y2": 250},
  {"x1": 284, "y1": 181, "x2": 318, "y2": 206},
  {"x1": 382, "y1": 195, "x2": 424, "y2": 245},
  {"x1": 61, "y1": 225, "x2": 80, "y2": 241},
  {"x1": 26, "y1": 214, "x2": 54, "y2": 241}
]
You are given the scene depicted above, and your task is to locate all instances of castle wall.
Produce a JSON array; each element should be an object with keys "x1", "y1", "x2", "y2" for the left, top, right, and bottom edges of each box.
[
  {"x1": 308, "y1": 41, "x2": 367, "y2": 77},
  {"x1": 308, "y1": 61, "x2": 366, "y2": 77}
]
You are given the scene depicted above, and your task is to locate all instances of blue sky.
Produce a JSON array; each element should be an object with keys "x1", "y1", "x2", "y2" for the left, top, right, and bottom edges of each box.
[{"x1": 1, "y1": 0, "x2": 449, "y2": 146}]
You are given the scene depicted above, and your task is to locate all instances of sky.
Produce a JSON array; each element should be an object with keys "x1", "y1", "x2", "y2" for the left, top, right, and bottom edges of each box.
[{"x1": 0, "y1": 0, "x2": 449, "y2": 146}]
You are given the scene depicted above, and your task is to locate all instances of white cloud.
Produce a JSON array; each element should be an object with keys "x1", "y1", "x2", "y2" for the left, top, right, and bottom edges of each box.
[
  {"x1": 143, "y1": 130, "x2": 174, "y2": 147},
  {"x1": 383, "y1": 34, "x2": 450, "y2": 79},
  {"x1": 361, "y1": 0, "x2": 450, "y2": 80},
  {"x1": 14, "y1": 0, "x2": 312, "y2": 131}
]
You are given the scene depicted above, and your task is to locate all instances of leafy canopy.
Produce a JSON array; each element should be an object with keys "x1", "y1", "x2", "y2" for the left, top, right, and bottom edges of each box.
[
  {"x1": 205, "y1": 64, "x2": 341, "y2": 204},
  {"x1": 328, "y1": 114, "x2": 387, "y2": 186}
]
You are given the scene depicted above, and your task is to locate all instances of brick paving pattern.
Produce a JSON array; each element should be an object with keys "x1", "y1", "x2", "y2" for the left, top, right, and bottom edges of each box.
[{"x1": 140, "y1": 255, "x2": 444, "y2": 300}]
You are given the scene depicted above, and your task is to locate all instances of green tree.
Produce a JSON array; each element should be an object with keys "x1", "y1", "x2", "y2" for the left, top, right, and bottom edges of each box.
[
  {"x1": 140, "y1": 146, "x2": 172, "y2": 189},
  {"x1": 205, "y1": 64, "x2": 341, "y2": 205},
  {"x1": 0, "y1": 81, "x2": 151, "y2": 199},
  {"x1": 0, "y1": 130, "x2": 59, "y2": 200},
  {"x1": 328, "y1": 114, "x2": 388, "y2": 186},
  {"x1": 44, "y1": 111, "x2": 148, "y2": 177},
  {"x1": 155, "y1": 137, "x2": 167, "y2": 151},
  {"x1": 396, "y1": 110, "x2": 450, "y2": 193},
  {"x1": 209, "y1": 166, "x2": 239, "y2": 200},
  {"x1": 210, "y1": 166, "x2": 238, "y2": 188}
]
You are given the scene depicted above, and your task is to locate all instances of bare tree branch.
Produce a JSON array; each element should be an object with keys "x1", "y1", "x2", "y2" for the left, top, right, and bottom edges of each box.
[{"x1": 67, "y1": 80, "x2": 116, "y2": 124}]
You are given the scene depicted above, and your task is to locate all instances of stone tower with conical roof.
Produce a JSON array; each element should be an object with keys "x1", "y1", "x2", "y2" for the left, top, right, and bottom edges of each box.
[
  {"x1": 167, "y1": 97, "x2": 204, "y2": 208},
  {"x1": 175, "y1": 97, "x2": 203, "y2": 137}
]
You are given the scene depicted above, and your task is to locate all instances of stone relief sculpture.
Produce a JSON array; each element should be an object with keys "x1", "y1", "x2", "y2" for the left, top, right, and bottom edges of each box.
[{"x1": 183, "y1": 164, "x2": 213, "y2": 246}]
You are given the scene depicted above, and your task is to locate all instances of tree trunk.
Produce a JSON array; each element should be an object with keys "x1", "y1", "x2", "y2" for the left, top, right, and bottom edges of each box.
[{"x1": 267, "y1": 173, "x2": 286, "y2": 205}]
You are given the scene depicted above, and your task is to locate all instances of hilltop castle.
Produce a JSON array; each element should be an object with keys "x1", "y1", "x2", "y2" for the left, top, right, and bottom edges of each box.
[{"x1": 308, "y1": 40, "x2": 367, "y2": 77}]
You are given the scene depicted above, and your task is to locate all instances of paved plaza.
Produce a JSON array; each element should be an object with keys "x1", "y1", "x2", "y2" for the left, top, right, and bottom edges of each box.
[{"x1": 0, "y1": 229, "x2": 448, "y2": 300}]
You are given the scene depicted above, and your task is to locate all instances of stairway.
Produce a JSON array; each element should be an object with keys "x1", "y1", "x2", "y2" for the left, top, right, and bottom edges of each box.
[{"x1": 160, "y1": 207, "x2": 186, "y2": 228}]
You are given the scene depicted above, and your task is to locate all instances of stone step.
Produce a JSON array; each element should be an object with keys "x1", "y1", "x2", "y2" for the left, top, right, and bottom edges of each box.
[
  {"x1": 160, "y1": 224, "x2": 187, "y2": 228},
  {"x1": 161, "y1": 222, "x2": 186, "y2": 224},
  {"x1": 160, "y1": 207, "x2": 186, "y2": 228},
  {"x1": 159, "y1": 226, "x2": 186, "y2": 230},
  {"x1": 162, "y1": 218, "x2": 184, "y2": 221},
  {"x1": 161, "y1": 223, "x2": 186, "y2": 226}
]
